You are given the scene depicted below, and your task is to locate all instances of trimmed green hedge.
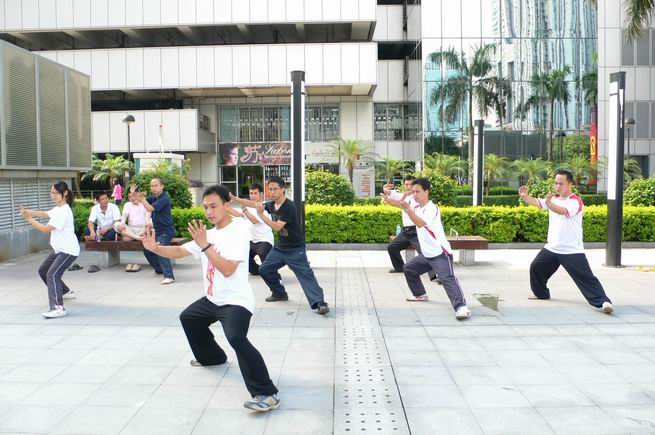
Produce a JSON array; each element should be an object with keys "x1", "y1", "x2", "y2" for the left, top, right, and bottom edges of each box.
[
  {"x1": 452, "y1": 194, "x2": 607, "y2": 207},
  {"x1": 72, "y1": 203, "x2": 655, "y2": 243}
]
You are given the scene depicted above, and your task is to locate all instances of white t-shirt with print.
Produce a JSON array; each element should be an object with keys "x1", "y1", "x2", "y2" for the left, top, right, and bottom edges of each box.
[
  {"x1": 537, "y1": 194, "x2": 585, "y2": 255},
  {"x1": 183, "y1": 219, "x2": 255, "y2": 313},
  {"x1": 88, "y1": 203, "x2": 121, "y2": 228},
  {"x1": 47, "y1": 204, "x2": 80, "y2": 256},
  {"x1": 412, "y1": 200, "x2": 452, "y2": 258},
  {"x1": 245, "y1": 207, "x2": 274, "y2": 245},
  {"x1": 388, "y1": 190, "x2": 416, "y2": 227}
]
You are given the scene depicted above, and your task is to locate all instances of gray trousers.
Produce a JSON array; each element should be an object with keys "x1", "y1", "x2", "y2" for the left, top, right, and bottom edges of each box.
[
  {"x1": 38, "y1": 251, "x2": 77, "y2": 310},
  {"x1": 403, "y1": 253, "x2": 467, "y2": 311}
]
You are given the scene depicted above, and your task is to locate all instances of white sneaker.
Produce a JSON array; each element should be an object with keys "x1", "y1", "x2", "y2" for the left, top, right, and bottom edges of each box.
[
  {"x1": 160, "y1": 278, "x2": 175, "y2": 285},
  {"x1": 601, "y1": 302, "x2": 614, "y2": 315},
  {"x1": 43, "y1": 307, "x2": 67, "y2": 318},
  {"x1": 244, "y1": 394, "x2": 280, "y2": 412},
  {"x1": 455, "y1": 305, "x2": 472, "y2": 320},
  {"x1": 63, "y1": 291, "x2": 76, "y2": 299}
]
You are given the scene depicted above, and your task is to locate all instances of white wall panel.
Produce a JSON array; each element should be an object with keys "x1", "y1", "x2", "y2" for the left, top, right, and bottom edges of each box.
[
  {"x1": 304, "y1": 45, "x2": 322, "y2": 84},
  {"x1": 387, "y1": 60, "x2": 403, "y2": 101},
  {"x1": 342, "y1": 45, "x2": 359, "y2": 83},
  {"x1": 286, "y1": 45, "x2": 304, "y2": 76},
  {"x1": 250, "y1": 45, "x2": 268, "y2": 85},
  {"x1": 179, "y1": 0, "x2": 196, "y2": 24},
  {"x1": 374, "y1": 62, "x2": 388, "y2": 102},
  {"x1": 90, "y1": 0, "x2": 108, "y2": 27},
  {"x1": 179, "y1": 47, "x2": 197, "y2": 87},
  {"x1": 108, "y1": 0, "x2": 126, "y2": 26},
  {"x1": 359, "y1": 0, "x2": 375, "y2": 20},
  {"x1": 359, "y1": 44, "x2": 376, "y2": 83},
  {"x1": 108, "y1": 50, "x2": 126, "y2": 88},
  {"x1": 268, "y1": 45, "x2": 286, "y2": 84},
  {"x1": 92, "y1": 112, "x2": 110, "y2": 152},
  {"x1": 22, "y1": 0, "x2": 40, "y2": 30},
  {"x1": 250, "y1": 0, "x2": 268, "y2": 22},
  {"x1": 214, "y1": 46, "x2": 233, "y2": 86},
  {"x1": 322, "y1": 0, "x2": 339, "y2": 21},
  {"x1": 323, "y1": 44, "x2": 341, "y2": 84},
  {"x1": 357, "y1": 101, "x2": 373, "y2": 141},
  {"x1": 305, "y1": 0, "x2": 322, "y2": 21},
  {"x1": 110, "y1": 112, "x2": 128, "y2": 151},
  {"x1": 130, "y1": 112, "x2": 146, "y2": 150},
  {"x1": 144, "y1": 111, "x2": 163, "y2": 151},
  {"x1": 232, "y1": 46, "x2": 250, "y2": 86},
  {"x1": 5, "y1": 0, "x2": 22, "y2": 30},
  {"x1": 143, "y1": 48, "x2": 161, "y2": 88},
  {"x1": 232, "y1": 0, "x2": 249, "y2": 22},
  {"x1": 91, "y1": 50, "x2": 109, "y2": 88},
  {"x1": 72, "y1": 0, "x2": 90, "y2": 27},
  {"x1": 39, "y1": 0, "x2": 57, "y2": 28},
  {"x1": 268, "y1": 0, "x2": 285, "y2": 22},
  {"x1": 161, "y1": 0, "x2": 179, "y2": 24},
  {"x1": 196, "y1": 46, "x2": 214, "y2": 86},
  {"x1": 196, "y1": 0, "x2": 213, "y2": 23},
  {"x1": 38, "y1": 52, "x2": 58, "y2": 62},
  {"x1": 341, "y1": 0, "x2": 358, "y2": 22},
  {"x1": 374, "y1": 6, "x2": 387, "y2": 40},
  {"x1": 56, "y1": 51, "x2": 75, "y2": 69},
  {"x1": 0, "y1": 0, "x2": 6, "y2": 30},
  {"x1": 214, "y1": 0, "x2": 231, "y2": 22},
  {"x1": 340, "y1": 102, "x2": 357, "y2": 138},
  {"x1": 73, "y1": 51, "x2": 92, "y2": 75},
  {"x1": 162, "y1": 111, "x2": 181, "y2": 150},
  {"x1": 387, "y1": 6, "x2": 403, "y2": 40},
  {"x1": 126, "y1": 49, "x2": 143, "y2": 88},
  {"x1": 286, "y1": 0, "x2": 303, "y2": 21},
  {"x1": 125, "y1": 0, "x2": 143, "y2": 25},
  {"x1": 143, "y1": 0, "x2": 161, "y2": 25},
  {"x1": 161, "y1": 48, "x2": 179, "y2": 87},
  {"x1": 180, "y1": 110, "x2": 199, "y2": 150}
]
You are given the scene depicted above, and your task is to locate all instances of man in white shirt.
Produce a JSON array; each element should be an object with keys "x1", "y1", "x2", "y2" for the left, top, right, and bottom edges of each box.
[
  {"x1": 84, "y1": 191, "x2": 121, "y2": 241},
  {"x1": 383, "y1": 178, "x2": 472, "y2": 320},
  {"x1": 519, "y1": 169, "x2": 614, "y2": 314},
  {"x1": 240, "y1": 184, "x2": 276, "y2": 276},
  {"x1": 141, "y1": 184, "x2": 280, "y2": 412}
]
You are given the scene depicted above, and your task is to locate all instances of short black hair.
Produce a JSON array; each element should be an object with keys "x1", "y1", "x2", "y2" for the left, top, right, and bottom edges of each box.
[
  {"x1": 249, "y1": 183, "x2": 263, "y2": 192},
  {"x1": 268, "y1": 176, "x2": 285, "y2": 189},
  {"x1": 403, "y1": 175, "x2": 417, "y2": 182},
  {"x1": 555, "y1": 169, "x2": 574, "y2": 183},
  {"x1": 94, "y1": 191, "x2": 108, "y2": 200},
  {"x1": 412, "y1": 178, "x2": 431, "y2": 191},
  {"x1": 202, "y1": 184, "x2": 230, "y2": 203},
  {"x1": 151, "y1": 177, "x2": 164, "y2": 186}
]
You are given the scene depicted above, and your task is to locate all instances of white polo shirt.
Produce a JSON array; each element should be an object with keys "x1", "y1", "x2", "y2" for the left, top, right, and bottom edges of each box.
[
  {"x1": 388, "y1": 190, "x2": 416, "y2": 227},
  {"x1": 245, "y1": 207, "x2": 274, "y2": 246},
  {"x1": 183, "y1": 219, "x2": 255, "y2": 313},
  {"x1": 88, "y1": 203, "x2": 121, "y2": 228},
  {"x1": 537, "y1": 194, "x2": 585, "y2": 255},
  {"x1": 412, "y1": 200, "x2": 452, "y2": 258},
  {"x1": 47, "y1": 204, "x2": 80, "y2": 256}
]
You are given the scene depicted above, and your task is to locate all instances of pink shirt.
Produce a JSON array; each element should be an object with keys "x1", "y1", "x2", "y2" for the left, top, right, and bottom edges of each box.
[{"x1": 112, "y1": 184, "x2": 122, "y2": 200}]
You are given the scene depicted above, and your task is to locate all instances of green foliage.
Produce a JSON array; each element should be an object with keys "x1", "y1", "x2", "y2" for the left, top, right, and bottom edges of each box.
[
  {"x1": 328, "y1": 138, "x2": 378, "y2": 185},
  {"x1": 483, "y1": 154, "x2": 511, "y2": 194},
  {"x1": 305, "y1": 170, "x2": 355, "y2": 205},
  {"x1": 416, "y1": 169, "x2": 457, "y2": 205},
  {"x1": 131, "y1": 170, "x2": 192, "y2": 209},
  {"x1": 424, "y1": 153, "x2": 468, "y2": 179},
  {"x1": 82, "y1": 154, "x2": 132, "y2": 184},
  {"x1": 625, "y1": 177, "x2": 655, "y2": 206},
  {"x1": 424, "y1": 135, "x2": 463, "y2": 156},
  {"x1": 563, "y1": 134, "x2": 591, "y2": 160},
  {"x1": 171, "y1": 207, "x2": 210, "y2": 238},
  {"x1": 375, "y1": 159, "x2": 413, "y2": 183},
  {"x1": 512, "y1": 158, "x2": 550, "y2": 183},
  {"x1": 454, "y1": 186, "x2": 517, "y2": 196},
  {"x1": 451, "y1": 194, "x2": 606, "y2": 208},
  {"x1": 72, "y1": 205, "x2": 91, "y2": 239}
]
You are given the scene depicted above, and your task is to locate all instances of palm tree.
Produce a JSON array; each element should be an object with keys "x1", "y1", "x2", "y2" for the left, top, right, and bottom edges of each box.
[
  {"x1": 624, "y1": 158, "x2": 643, "y2": 183},
  {"x1": 562, "y1": 155, "x2": 592, "y2": 187},
  {"x1": 82, "y1": 154, "x2": 132, "y2": 184},
  {"x1": 423, "y1": 153, "x2": 468, "y2": 180},
  {"x1": 512, "y1": 158, "x2": 550, "y2": 184},
  {"x1": 517, "y1": 66, "x2": 572, "y2": 161},
  {"x1": 483, "y1": 154, "x2": 510, "y2": 195},
  {"x1": 375, "y1": 158, "x2": 412, "y2": 183},
  {"x1": 328, "y1": 138, "x2": 378, "y2": 185},
  {"x1": 428, "y1": 43, "x2": 510, "y2": 170},
  {"x1": 624, "y1": 0, "x2": 654, "y2": 41}
]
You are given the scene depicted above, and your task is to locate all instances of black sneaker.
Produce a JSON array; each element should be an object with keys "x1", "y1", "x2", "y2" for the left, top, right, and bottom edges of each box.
[
  {"x1": 388, "y1": 269, "x2": 403, "y2": 273},
  {"x1": 316, "y1": 302, "x2": 329, "y2": 315},
  {"x1": 265, "y1": 293, "x2": 289, "y2": 302}
]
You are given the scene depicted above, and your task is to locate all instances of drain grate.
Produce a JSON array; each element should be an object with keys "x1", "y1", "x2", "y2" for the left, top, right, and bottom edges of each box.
[
  {"x1": 335, "y1": 385, "x2": 401, "y2": 408},
  {"x1": 334, "y1": 409, "x2": 410, "y2": 434}
]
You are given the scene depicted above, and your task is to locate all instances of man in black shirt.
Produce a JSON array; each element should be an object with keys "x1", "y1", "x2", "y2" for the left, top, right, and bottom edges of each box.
[
  {"x1": 137, "y1": 178, "x2": 176, "y2": 285},
  {"x1": 231, "y1": 177, "x2": 329, "y2": 315}
]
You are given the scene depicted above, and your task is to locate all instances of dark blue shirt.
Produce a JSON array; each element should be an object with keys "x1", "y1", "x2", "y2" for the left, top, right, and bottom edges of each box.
[{"x1": 147, "y1": 191, "x2": 176, "y2": 236}]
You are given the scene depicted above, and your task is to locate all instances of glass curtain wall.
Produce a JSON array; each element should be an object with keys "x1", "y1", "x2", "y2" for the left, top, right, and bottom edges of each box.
[{"x1": 422, "y1": 0, "x2": 597, "y2": 159}]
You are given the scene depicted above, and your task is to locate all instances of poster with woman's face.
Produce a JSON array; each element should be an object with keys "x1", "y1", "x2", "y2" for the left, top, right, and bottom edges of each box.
[{"x1": 220, "y1": 144, "x2": 239, "y2": 166}]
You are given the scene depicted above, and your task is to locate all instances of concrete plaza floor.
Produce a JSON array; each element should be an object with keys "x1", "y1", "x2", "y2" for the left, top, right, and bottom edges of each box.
[{"x1": 1, "y1": 247, "x2": 655, "y2": 434}]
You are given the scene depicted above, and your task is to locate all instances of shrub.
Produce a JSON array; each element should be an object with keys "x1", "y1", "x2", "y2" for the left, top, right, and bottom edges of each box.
[
  {"x1": 417, "y1": 169, "x2": 457, "y2": 205},
  {"x1": 131, "y1": 170, "x2": 192, "y2": 208},
  {"x1": 172, "y1": 207, "x2": 209, "y2": 238},
  {"x1": 624, "y1": 177, "x2": 655, "y2": 206},
  {"x1": 305, "y1": 170, "x2": 355, "y2": 205}
]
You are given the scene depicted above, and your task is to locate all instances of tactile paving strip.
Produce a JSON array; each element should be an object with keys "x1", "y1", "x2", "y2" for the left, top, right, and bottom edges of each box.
[{"x1": 334, "y1": 268, "x2": 410, "y2": 434}]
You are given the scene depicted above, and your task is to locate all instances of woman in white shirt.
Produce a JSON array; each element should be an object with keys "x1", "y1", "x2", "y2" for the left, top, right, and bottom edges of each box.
[{"x1": 20, "y1": 181, "x2": 80, "y2": 319}]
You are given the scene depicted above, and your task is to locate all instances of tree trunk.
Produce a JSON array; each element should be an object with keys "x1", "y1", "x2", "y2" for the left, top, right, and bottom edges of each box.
[
  {"x1": 468, "y1": 88, "x2": 474, "y2": 185},
  {"x1": 547, "y1": 100, "x2": 554, "y2": 161},
  {"x1": 74, "y1": 172, "x2": 82, "y2": 197}
]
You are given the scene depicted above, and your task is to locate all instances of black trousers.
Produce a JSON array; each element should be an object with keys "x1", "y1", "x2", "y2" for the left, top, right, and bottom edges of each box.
[
  {"x1": 387, "y1": 227, "x2": 437, "y2": 280},
  {"x1": 249, "y1": 241, "x2": 273, "y2": 276},
  {"x1": 529, "y1": 248, "x2": 612, "y2": 308},
  {"x1": 179, "y1": 298, "x2": 278, "y2": 397}
]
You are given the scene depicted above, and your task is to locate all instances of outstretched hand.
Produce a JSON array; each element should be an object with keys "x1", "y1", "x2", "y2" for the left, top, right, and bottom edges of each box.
[
  {"x1": 188, "y1": 219, "x2": 208, "y2": 247},
  {"x1": 142, "y1": 227, "x2": 159, "y2": 252},
  {"x1": 19, "y1": 207, "x2": 31, "y2": 220},
  {"x1": 129, "y1": 184, "x2": 137, "y2": 194},
  {"x1": 545, "y1": 191, "x2": 554, "y2": 204},
  {"x1": 399, "y1": 200, "x2": 410, "y2": 211},
  {"x1": 518, "y1": 185, "x2": 529, "y2": 197}
]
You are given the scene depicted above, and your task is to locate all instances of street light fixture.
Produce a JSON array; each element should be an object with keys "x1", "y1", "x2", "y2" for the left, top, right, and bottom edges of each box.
[
  {"x1": 122, "y1": 114, "x2": 135, "y2": 183},
  {"x1": 625, "y1": 117, "x2": 635, "y2": 158}
]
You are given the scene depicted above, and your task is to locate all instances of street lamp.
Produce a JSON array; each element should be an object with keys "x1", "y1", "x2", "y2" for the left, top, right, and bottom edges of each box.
[
  {"x1": 625, "y1": 117, "x2": 635, "y2": 158},
  {"x1": 122, "y1": 114, "x2": 135, "y2": 183},
  {"x1": 555, "y1": 130, "x2": 566, "y2": 162}
]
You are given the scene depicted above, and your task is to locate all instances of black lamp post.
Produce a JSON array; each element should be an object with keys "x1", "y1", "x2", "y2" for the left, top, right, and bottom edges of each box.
[
  {"x1": 625, "y1": 117, "x2": 635, "y2": 158},
  {"x1": 122, "y1": 114, "x2": 135, "y2": 183}
]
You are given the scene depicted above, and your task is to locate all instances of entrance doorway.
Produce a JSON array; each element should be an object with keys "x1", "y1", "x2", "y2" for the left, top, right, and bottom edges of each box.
[{"x1": 238, "y1": 166, "x2": 264, "y2": 197}]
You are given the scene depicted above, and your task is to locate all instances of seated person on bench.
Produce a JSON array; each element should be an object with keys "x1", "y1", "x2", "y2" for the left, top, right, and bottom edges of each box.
[
  {"x1": 113, "y1": 190, "x2": 151, "y2": 241},
  {"x1": 84, "y1": 191, "x2": 121, "y2": 242}
]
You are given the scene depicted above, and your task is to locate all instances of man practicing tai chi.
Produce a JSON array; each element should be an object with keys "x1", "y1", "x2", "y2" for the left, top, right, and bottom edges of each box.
[
  {"x1": 519, "y1": 169, "x2": 614, "y2": 314},
  {"x1": 231, "y1": 176, "x2": 330, "y2": 315},
  {"x1": 383, "y1": 178, "x2": 471, "y2": 320},
  {"x1": 142, "y1": 185, "x2": 280, "y2": 411}
]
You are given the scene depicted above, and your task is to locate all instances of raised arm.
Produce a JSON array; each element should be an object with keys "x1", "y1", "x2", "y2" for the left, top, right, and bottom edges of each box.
[
  {"x1": 19, "y1": 208, "x2": 55, "y2": 233},
  {"x1": 256, "y1": 203, "x2": 286, "y2": 232},
  {"x1": 241, "y1": 206, "x2": 261, "y2": 225},
  {"x1": 518, "y1": 186, "x2": 542, "y2": 209},
  {"x1": 141, "y1": 227, "x2": 191, "y2": 259},
  {"x1": 187, "y1": 220, "x2": 239, "y2": 277},
  {"x1": 230, "y1": 193, "x2": 258, "y2": 208},
  {"x1": 399, "y1": 201, "x2": 428, "y2": 227}
]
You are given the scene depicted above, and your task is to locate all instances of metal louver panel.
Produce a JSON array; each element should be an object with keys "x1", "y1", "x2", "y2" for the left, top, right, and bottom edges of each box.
[
  {"x1": 67, "y1": 70, "x2": 91, "y2": 169},
  {"x1": 4, "y1": 46, "x2": 37, "y2": 166},
  {"x1": 38, "y1": 59, "x2": 67, "y2": 167},
  {"x1": 38, "y1": 179, "x2": 56, "y2": 211},
  {"x1": 11, "y1": 179, "x2": 40, "y2": 228},
  {"x1": 0, "y1": 180, "x2": 12, "y2": 232}
]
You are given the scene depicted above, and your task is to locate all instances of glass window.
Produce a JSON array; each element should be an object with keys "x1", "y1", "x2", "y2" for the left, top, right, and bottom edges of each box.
[
  {"x1": 374, "y1": 105, "x2": 387, "y2": 140},
  {"x1": 250, "y1": 107, "x2": 264, "y2": 142},
  {"x1": 239, "y1": 108, "x2": 251, "y2": 142},
  {"x1": 637, "y1": 30, "x2": 650, "y2": 66},
  {"x1": 622, "y1": 31, "x2": 635, "y2": 66},
  {"x1": 305, "y1": 107, "x2": 322, "y2": 142},
  {"x1": 388, "y1": 105, "x2": 403, "y2": 140},
  {"x1": 636, "y1": 102, "x2": 649, "y2": 139},
  {"x1": 219, "y1": 107, "x2": 238, "y2": 142},
  {"x1": 404, "y1": 104, "x2": 419, "y2": 140},
  {"x1": 323, "y1": 107, "x2": 340, "y2": 141},
  {"x1": 280, "y1": 106, "x2": 291, "y2": 141},
  {"x1": 263, "y1": 107, "x2": 279, "y2": 142}
]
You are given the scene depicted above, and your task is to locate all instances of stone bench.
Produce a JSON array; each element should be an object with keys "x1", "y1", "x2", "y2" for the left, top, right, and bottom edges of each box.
[
  {"x1": 84, "y1": 238, "x2": 188, "y2": 268},
  {"x1": 391, "y1": 235, "x2": 489, "y2": 265}
]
